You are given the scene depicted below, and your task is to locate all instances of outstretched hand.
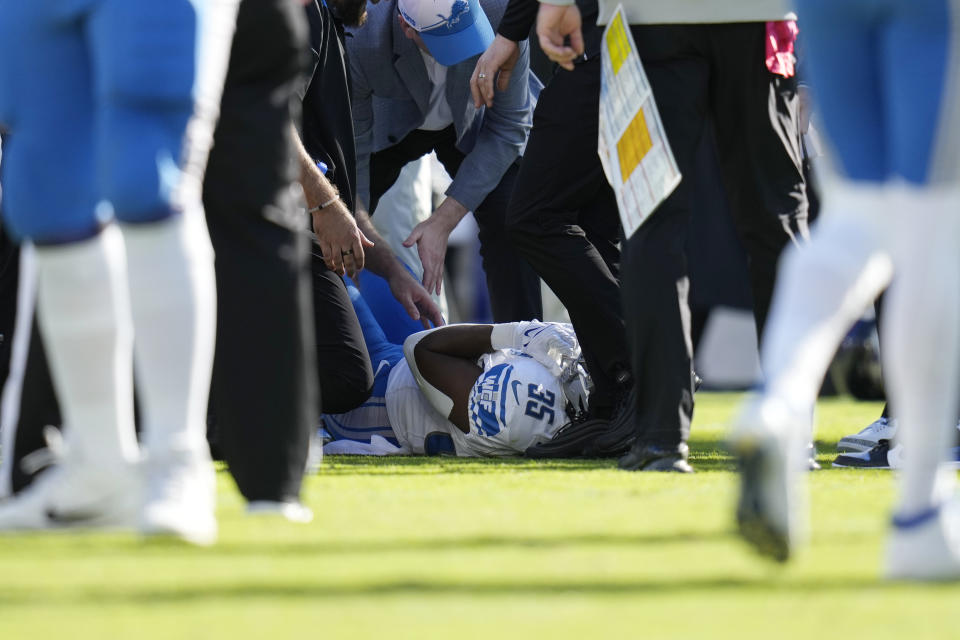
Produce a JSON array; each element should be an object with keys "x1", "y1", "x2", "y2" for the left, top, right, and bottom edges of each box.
[
  {"x1": 388, "y1": 269, "x2": 445, "y2": 329},
  {"x1": 402, "y1": 198, "x2": 465, "y2": 296}
]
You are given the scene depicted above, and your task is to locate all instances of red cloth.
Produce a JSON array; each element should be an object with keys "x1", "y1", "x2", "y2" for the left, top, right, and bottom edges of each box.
[{"x1": 765, "y1": 20, "x2": 799, "y2": 78}]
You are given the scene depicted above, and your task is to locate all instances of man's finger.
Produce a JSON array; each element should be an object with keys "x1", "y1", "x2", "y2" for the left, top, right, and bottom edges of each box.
[
  {"x1": 424, "y1": 304, "x2": 445, "y2": 327},
  {"x1": 359, "y1": 229, "x2": 375, "y2": 247},
  {"x1": 321, "y1": 242, "x2": 336, "y2": 271},
  {"x1": 328, "y1": 243, "x2": 345, "y2": 275},
  {"x1": 432, "y1": 263, "x2": 443, "y2": 296},
  {"x1": 416, "y1": 295, "x2": 444, "y2": 328},
  {"x1": 402, "y1": 228, "x2": 421, "y2": 248},
  {"x1": 568, "y1": 28, "x2": 585, "y2": 57},
  {"x1": 400, "y1": 295, "x2": 421, "y2": 322},
  {"x1": 481, "y1": 74, "x2": 497, "y2": 108},
  {"x1": 351, "y1": 238, "x2": 366, "y2": 272},
  {"x1": 343, "y1": 253, "x2": 358, "y2": 279},
  {"x1": 470, "y1": 70, "x2": 483, "y2": 108},
  {"x1": 538, "y1": 38, "x2": 577, "y2": 69},
  {"x1": 421, "y1": 258, "x2": 437, "y2": 295}
]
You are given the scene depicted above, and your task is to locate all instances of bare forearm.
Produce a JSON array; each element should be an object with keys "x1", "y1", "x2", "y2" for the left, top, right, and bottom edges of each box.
[
  {"x1": 355, "y1": 208, "x2": 402, "y2": 277},
  {"x1": 291, "y1": 123, "x2": 339, "y2": 209},
  {"x1": 416, "y1": 324, "x2": 495, "y2": 362}
]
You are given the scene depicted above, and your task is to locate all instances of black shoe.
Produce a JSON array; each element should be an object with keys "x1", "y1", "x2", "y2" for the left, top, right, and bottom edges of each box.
[
  {"x1": 618, "y1": 441, "x2": 694, "y2": 473},
  {"x1": 524, "y1": 417, "x2": 611, "y2": 458},
  {"x1": 832, "y1": 439, "x2": 892, "y2": 469},
  {"x1": 583, "y1": 385, "x2": 640, "y2": 457}
]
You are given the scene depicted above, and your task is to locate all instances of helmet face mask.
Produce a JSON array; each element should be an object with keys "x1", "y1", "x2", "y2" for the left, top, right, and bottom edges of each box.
[{"x1": 560, "y1": 356, "x2": 592, "y2": 422}]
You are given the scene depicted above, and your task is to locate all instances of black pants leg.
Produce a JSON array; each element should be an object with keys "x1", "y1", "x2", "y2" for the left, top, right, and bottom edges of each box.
[
  {"x1": 0, "y1": 228, "x2": 19, "y2": 392},
  {"x1": 623, "y1": 24, "x2": 807, "y2": 446},
  {"x1": 707, "y1": 24, "x2": 808, "y2": 341},
  {"x1": 8, "y1": 319, "x2": 62, "y2": 494},
  {"x1": 310, "y1": 254, "x2": 374, "y2": 414},
  {"x1": 622, "y1": 26, "x2": 710, "y2": 445},
  {"x1": 506, "y1": 42, "x2": 629, "y2": 415},
  {"x1": 203, "y1": 0, "x2": 318, "y2": 503},
  {"x1": 369, "y1": 127, "x2": 542, "y2": 323},
  {"x1": 472, "y1": 163, "x2": 542, "y2": 322}
]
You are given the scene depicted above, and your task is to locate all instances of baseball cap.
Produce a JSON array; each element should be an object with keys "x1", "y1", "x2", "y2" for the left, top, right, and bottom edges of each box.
[{"x1": 397, "y1": 0, "x2": 494, "y2": 66}]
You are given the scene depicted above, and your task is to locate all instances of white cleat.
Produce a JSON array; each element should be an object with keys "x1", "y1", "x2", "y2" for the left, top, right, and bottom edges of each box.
[
  {"x1": 728, "y1": 396, "x2": 808, "y2": 562},
  {"x1": 886, "y1": 499, "x2": 960, "y2": 581},
  {"x1": 837, "y1": 416, "x2": 898, "y2": 453},
  {"x1": 246, "y1": 500, "x2": 314, "y2": 523},
  {"x1": 0, "y1": 461, "x2": 139, "y2": 531},
  {"x1": 140, "y1": 449, "x2": 217, "y2": 546}
]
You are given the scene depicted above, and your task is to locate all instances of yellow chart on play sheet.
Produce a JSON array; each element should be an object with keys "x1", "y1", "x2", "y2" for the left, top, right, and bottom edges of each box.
[
  {"x1": 597, "y1": 5, "x2": 680, "y2": 238},
  {"x1": 616, "y1": 109, "x2": 653, "y2": 183}
]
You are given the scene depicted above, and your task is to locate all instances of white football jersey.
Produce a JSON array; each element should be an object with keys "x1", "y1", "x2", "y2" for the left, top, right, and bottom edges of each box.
[{"x1": 385, "y1": 349, "x2": 566, "y2": 457}]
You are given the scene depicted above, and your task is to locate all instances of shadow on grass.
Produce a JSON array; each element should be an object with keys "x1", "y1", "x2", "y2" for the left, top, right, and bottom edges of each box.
[
  {"x1": 314, "y1": 435, "x2": 838, "y2": 475},
  {"x1": 211, "y1": 530, "x2": 730, "y2": 557},
  {"x1": 320, "y1": 457, "x2": 619, "y2": 475},
  {"x1": 0, "y1": 573, "x2": 930, "y2": 607}
]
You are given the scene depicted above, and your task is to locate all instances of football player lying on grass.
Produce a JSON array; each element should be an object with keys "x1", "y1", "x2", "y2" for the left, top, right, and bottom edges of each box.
[{"x1": 322, "y1": 283, "x2": 591, "y2": 457}]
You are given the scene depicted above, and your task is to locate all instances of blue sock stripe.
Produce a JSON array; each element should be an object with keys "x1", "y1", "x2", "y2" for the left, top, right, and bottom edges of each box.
[{"x1": 892, "y1": 504, "x2": 941, "y2": 530}]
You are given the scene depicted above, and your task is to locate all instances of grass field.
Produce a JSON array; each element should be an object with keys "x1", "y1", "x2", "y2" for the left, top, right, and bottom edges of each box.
[{"x1": 1, "y1": 392, "x2": 958, "y2": 639}]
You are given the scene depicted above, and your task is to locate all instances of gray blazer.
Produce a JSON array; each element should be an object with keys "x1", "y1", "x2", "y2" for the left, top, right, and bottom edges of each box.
[{"x1": 347, "y1": 0, "x2": 541, "y2": 212}]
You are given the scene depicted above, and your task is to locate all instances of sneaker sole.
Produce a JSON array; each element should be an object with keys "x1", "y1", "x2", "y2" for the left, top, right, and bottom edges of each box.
[
  {"x1": 733, "y1": 441, "x2": 791, "y2": 563},
  {"x1": 831, "y1": 460, "x2": 890, "y2": 470},
  {"x1": 836, "y1": 437, "x2": 880, "y2": 454}
]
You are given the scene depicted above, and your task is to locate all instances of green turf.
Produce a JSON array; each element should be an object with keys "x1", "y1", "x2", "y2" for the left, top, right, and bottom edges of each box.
[{"x1": 1, "y1": 393, "x2": 957, "y2": 639}]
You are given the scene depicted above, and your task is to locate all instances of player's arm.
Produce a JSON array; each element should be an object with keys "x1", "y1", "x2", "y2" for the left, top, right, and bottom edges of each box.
[{"x1": 403, "y1": 325, "x2": 493, "y2": 433}]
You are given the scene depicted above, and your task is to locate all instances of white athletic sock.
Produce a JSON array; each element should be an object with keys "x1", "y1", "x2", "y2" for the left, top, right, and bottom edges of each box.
[
  {"x1": 121, "y1": 209, "x2": 216, "y2": 456},
  {"x1": 34, "y1": 226, "x2": 138, "y2": 467},
  {"x1": 762, "y1": 179, "x2": 894, "y2": 426},
  {"x1": 882, "y1": 183, "x2": 960, "y2": 518}
]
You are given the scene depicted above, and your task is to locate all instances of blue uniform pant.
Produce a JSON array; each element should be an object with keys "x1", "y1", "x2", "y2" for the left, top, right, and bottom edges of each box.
[
  {"x1": 0, "y1": 0, "x2": 206, "y2": 242},
  {"x1": 797, "y1": 0, "x2": 960, "y2": 184}
]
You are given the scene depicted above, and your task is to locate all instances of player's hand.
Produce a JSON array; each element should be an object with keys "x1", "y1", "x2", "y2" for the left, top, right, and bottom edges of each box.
[
  {"x1": 387, "y1": 269, "x2": 446, "y2": 329},
  {"x1": 312, "y1": 200, "x2": 374, "y2": 278},
  {"x1": 403, "y1": 199, "x2": 465, "y2": 296},
  {"x1": 517, "y1": 321, "x2": 580, "y2": 376},
  {"x1": 536, "y1": 3, "x2": 583, "y2": 71},
  {"x1": 471, "y1": 35, "x2": 520, "y2": 109}
]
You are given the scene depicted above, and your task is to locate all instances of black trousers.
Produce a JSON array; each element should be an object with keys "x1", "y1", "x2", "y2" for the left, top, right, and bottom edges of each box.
[
  {"x1": 505, "y1": 31, "x2": 629, "y2": 415},
  {"x1": 368, "y1": 126, "x2": 543, "y2": 323},
  {"x1": 624, "y1": 23, "x2": 808, "y2": 446},
  {"x1": 0, "y1": 227, "x2": 18, "y2": 393},
  {"x1": 202, "y1": 0, "x2": 319, "y2": 503},
  {"x1": 309, "y1": 252, "x2": 374, "y2": 415}
]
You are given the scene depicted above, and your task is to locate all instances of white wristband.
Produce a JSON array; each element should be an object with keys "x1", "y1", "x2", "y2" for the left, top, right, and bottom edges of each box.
[{"x1": 490, "y1": 322, "x2": 522, "y2": 351}]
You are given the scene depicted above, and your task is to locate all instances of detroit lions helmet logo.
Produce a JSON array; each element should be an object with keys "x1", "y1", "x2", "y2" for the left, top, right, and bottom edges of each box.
[
  {"x1": 468, "y1": 363, "x2": 513, "y2": 437},
  {"x1": 407, "y1": 0, "x2": 470, "y2": 33}
]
